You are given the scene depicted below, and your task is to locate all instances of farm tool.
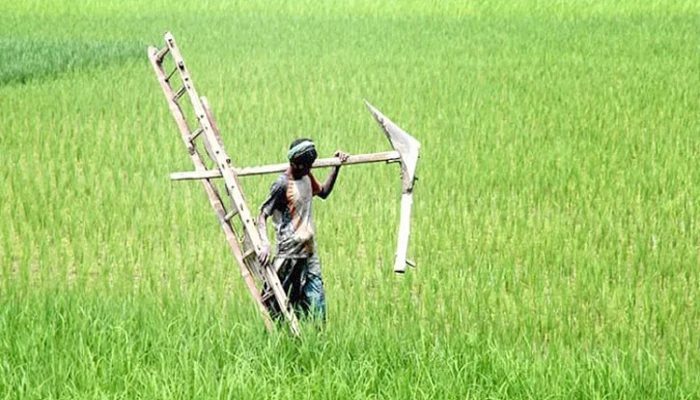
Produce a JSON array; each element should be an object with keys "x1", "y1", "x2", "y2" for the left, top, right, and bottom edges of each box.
[{"x1": 148, "y1": 32, "x2": 420, "y2": 336}]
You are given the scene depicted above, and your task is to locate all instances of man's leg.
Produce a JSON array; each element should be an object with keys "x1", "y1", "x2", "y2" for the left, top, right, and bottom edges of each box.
[
  {"x1": 280, "y1": 258, "x2": 305, "y2": 312},
  {"x1": 262, "y1": 257, "x2": 304, "y2": 320},
  {"x1": 301, "y1": 254, "x2": 326, "y2": 321}
]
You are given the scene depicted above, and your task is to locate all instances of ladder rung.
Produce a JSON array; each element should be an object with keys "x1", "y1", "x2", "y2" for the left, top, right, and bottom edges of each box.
[
  {"x1": 165, "y1": 67, "x2": 178, "y2": 83},
  {"x1": 173, "y1": 85, "x2": 187, "y2": 101},
  {"x1": 154, "y1": 46, "x2": 170, "y2": 63},
  {"x1": 189, "y1": 127, "x2": 204, "y2": 141},
  {"x1": 261, "y1": 290, "x2": 274, "y2": 302},
  {"x1": 224, "y1": 209, "x2": 238, "y2": 221},
  {"x1": 243, "y1": 248, "x2": 256, "y2": 259}
]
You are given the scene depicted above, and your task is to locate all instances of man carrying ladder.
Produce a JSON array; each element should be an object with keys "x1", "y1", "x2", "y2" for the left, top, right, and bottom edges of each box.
[
  {"x1": 150, "y1": 31, "x2": 420, "y2": 335},
  {"x1": 257, "y1": 139, "x2": 349, "y2": 322}
]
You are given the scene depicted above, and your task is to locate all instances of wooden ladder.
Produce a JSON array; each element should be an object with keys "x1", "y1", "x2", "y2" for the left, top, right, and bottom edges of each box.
[{"x1": 147, "y1": 32, "x2": 301, "y2": 336}]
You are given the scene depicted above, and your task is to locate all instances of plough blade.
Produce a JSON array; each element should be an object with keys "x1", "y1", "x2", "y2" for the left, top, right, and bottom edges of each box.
[
  {"x1": 364, "y1": 101, "x2": 421, "y2": 194},
  {"x1": 363, "y1": 102, "x2": 421, "y2": 273}
]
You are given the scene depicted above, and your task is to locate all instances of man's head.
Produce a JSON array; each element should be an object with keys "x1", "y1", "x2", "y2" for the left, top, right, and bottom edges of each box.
[{"x1": 288, "y1": 138, "x2": 317, "y2": 178}]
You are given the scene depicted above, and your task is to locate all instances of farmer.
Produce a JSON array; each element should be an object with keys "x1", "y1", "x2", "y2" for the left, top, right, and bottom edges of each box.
[{"x1": 257, "y1": 138, "x2": 349, "y2": 322}]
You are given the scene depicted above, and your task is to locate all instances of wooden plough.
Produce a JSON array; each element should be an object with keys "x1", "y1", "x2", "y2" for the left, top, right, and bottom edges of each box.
[{"x1": 148, "y1": 32, "x2": 420, "y2": 335}]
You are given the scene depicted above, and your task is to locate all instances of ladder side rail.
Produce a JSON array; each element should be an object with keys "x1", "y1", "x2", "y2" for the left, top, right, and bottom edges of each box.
[
  {"x1": 149, "y1": 47, "x2": 196, "y2": 155},
  {"x1": 194, "y1": 171, "x2": 274, "y2": 331},
  {"x1": 200, "y1": 97, "x2": 302, "y2": 336},
  {"x1": 148, "y1": 47, "x2": 274, "y2": 332},
  {"x1": 201, "y1": 97, "x2": 245, "y2": 233},
  {"x1": 202, "y1": 179, "x2": 275, "y2": 332},
  {"x1": 164, "y1": 34, "x2": 265, "y2": 254}
]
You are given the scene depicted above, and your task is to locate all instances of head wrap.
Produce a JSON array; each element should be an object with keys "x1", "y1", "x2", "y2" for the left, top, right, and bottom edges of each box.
[{"x1": 287, "y1": 140, "x2": 317, "y2": 164}]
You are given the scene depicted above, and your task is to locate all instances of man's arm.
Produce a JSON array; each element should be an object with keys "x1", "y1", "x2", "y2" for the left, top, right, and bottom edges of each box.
[
  {"x1": 257, "y1": 175, "x2": 287, "y2": 266},
  {"x1": 316, "y1": 150, "x2": 349, "y2": 199},
  {"x1": 257, "y1": 211, "x2": 272, "y2": 266}
]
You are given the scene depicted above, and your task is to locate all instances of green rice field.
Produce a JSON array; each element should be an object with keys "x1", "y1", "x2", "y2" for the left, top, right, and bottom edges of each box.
[{"x1": 1, "y1": 1, "x2": 699, "y2": 398}]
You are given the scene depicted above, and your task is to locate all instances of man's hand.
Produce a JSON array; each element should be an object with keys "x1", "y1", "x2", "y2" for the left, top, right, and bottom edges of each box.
[
  {"x1": 334, "y1": 150, "x2": 349, "y2": 164},
  {"x1": 317, "y1": 151, "x2": 348, "y2": 199},
  {"x1": 258, "y1": 243, "x2": 271, "y2": 266}
]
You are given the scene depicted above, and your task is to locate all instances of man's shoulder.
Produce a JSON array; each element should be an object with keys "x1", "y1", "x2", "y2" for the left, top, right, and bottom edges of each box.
[
  {"x1": 270, "y1": 171, "x2": 289, "y2": 184},
  {"x1": 261, "y1": 173, "x2": 289, "y2": 213},
  {"x1": 269, "y1": 173, "x2": 289, "y2": 192}
]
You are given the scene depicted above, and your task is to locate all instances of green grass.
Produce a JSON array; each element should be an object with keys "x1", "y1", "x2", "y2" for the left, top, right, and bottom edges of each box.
[
  {"x1": 1, "y1": 0, "x2": 699, "y2": 398},
  {"x1": 0, "y1": 39, "x2": 142, "y2": 86}
]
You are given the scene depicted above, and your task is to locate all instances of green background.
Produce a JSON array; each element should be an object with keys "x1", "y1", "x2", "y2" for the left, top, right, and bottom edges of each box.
[{"x1": 1, "y1": 1, "x2": 699, "y2": 398}]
